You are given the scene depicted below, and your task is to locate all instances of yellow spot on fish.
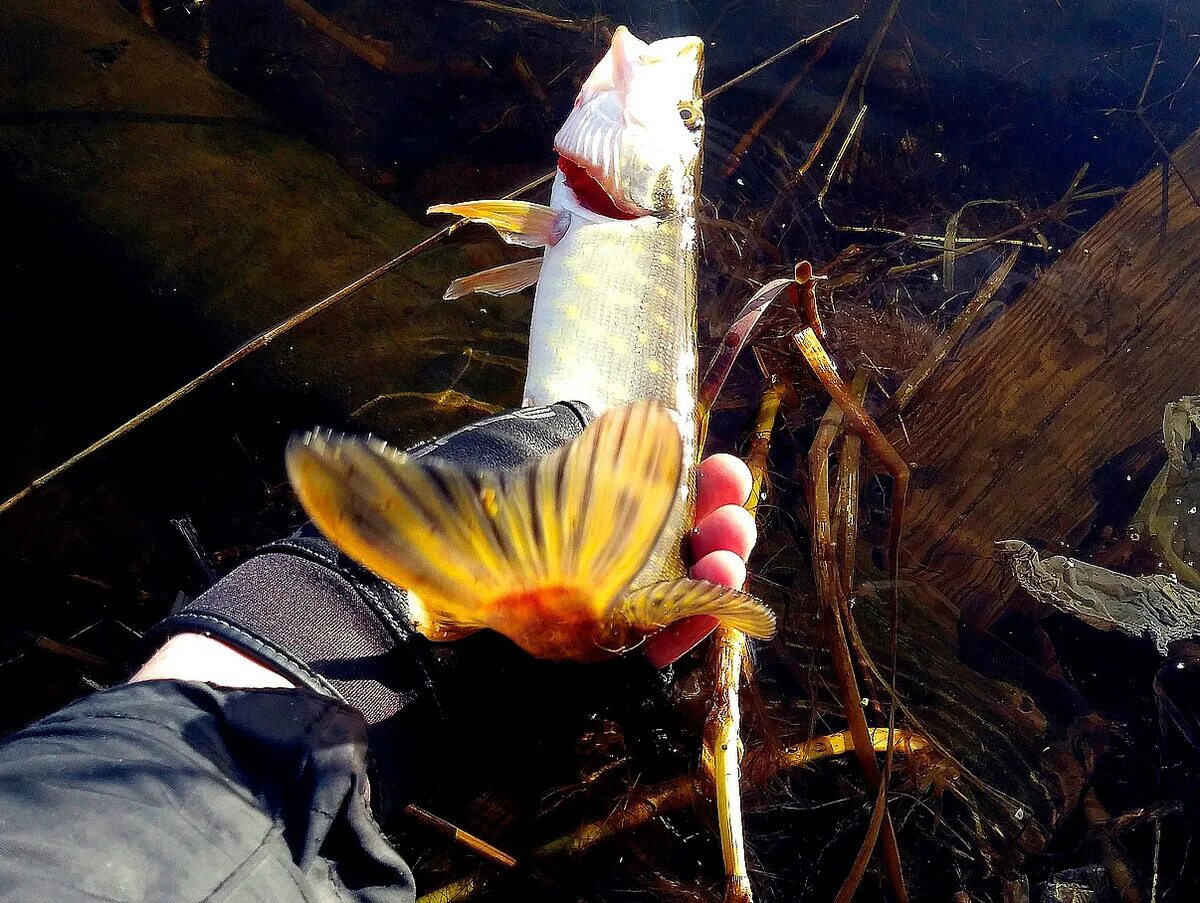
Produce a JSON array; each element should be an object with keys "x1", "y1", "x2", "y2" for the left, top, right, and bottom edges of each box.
[
  {"x1": 654, "y1": 314, "x2": 670, "y2": 328},
  {"x1": 647, "y1": 360, "x2": 664, "y2": 374},
  {"x1": 578, "y1": 272, "x2": 598, "y2": 288},
  {"x1": 607, "y1": 335, "x2": 627, "y2": 353},
  {"x1": 564, "y1": 304, "x2": 581, "y2": 320},
  {"x1": 658, "y1": 253, "x2": 672, "y2": 266},
  {"x1": 637, "y1": 332, "x2": 650, "y2": 346},
  {"x1": 655, "y1": 286, "x2": 668, "y2": 297},
  {"x1": 629, "y1": 242, "x2": 643, "y2": 254}
]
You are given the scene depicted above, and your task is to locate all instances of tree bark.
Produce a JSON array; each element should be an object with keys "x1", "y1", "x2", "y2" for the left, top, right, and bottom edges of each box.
[{"x1": 892, "y1": 129, "x2": 1200, "y2": 627}]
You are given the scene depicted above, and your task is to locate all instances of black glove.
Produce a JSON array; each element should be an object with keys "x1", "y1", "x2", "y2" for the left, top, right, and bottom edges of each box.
[{"x1": 149, "y1": 401, "x2": 593, "y2": 811}]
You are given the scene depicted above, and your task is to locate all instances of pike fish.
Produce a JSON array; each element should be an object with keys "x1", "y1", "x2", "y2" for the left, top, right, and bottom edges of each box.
[{"x1": 287, "y1": 27, "x2": 776, "y2": 661}]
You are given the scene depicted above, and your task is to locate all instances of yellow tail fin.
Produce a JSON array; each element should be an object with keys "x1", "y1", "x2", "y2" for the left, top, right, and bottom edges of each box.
[
  {"x1": 287, "y1": 400, "x2": 775, "y2": 658},
  {"x1": 287, "y1": 402, "x2": 676, "y2": 651}
]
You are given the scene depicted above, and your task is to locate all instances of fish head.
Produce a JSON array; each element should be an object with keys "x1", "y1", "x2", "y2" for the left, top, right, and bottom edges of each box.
[{"x1": 555, "y1": 26, "x2": 704, "y2": 217}]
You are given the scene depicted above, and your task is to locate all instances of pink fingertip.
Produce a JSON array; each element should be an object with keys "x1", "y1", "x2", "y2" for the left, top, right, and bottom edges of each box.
[{"x1": 695, "y1": 454, "x2": 754, "y2": 521}]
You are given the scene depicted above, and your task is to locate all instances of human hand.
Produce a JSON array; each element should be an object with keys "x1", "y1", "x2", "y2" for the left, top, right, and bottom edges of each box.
[{"x1": 643, "y1": 453, "x2": 758, "y2": 667}]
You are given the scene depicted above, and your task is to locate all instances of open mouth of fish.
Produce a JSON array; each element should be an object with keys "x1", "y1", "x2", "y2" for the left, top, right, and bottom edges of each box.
[
  {"x1": 550, "y1": 27, "x2": 704, "y2": 220},
  {"x1": 555, "y1": 156, "x2": 640, "y2": 221}
]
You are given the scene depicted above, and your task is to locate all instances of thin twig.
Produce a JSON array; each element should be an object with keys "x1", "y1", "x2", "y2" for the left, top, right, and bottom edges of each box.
[
  {"x1": 444, "y1": 0, "x2": 612, "y2": 38},
  {"x1": 703, "y1": 16, "x2": 860, "y2": 101},
  {"x1": 723, "y1": 35, "x2": 838, "y2": 177},
  {"x1": 817, "y1": 105, "x2": 868, "y2": 208},
  {"x1": 404, "y1": 804, "x2": 518, "y2": 869},
  {"x1": 791, "y1": 0, "x2": 901, "y2": 183},
  {"x1": 0, "y1": 172, "x2": 553, "y2": 516},
  {"x1": 279, "y1": 0, "x2": 394, "y2": 73},
  {"x1": 894, "y1": 248, "x2": 1020, "y2": 412}
]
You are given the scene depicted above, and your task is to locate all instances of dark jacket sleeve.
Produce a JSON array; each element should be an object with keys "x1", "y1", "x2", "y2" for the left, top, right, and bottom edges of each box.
[{"x1": 0, "y1": 680, "x2": 415, "y2": 903}]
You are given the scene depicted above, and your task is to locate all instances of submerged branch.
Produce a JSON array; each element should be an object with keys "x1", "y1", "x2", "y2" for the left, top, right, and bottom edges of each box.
[{"x1": 894, "y1": 248, "x2": 1020, "y2": 412}]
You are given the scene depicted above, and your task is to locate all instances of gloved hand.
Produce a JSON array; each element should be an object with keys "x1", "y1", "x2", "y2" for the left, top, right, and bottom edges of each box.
[
  {"x1": 146, "y1": 401, "x2": 595, "y2": 813},
  {"x1": 144, "y1": 400, "x2": 758, "y2": 809}
]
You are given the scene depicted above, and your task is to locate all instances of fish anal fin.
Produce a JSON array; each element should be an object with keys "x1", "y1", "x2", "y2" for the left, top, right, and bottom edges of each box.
[
  {"x1": 617, "y1": 578, "x2": 776, "y2": 640},
  {"x1": 428, "y1": 200, "x2": 558, "y2": 249},
  {"x1": 444, "y1": 257, "x2": 542, "y2": 300}
]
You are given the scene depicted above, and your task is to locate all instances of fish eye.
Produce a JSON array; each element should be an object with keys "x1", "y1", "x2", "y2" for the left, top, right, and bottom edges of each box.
[{"x1": 677, "y1": 102, "x2": 702, "y2": 131}]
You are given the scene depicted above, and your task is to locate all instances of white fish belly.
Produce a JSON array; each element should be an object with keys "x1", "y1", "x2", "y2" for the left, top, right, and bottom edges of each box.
[
  {"x1": 524, "y1": 176, "x2": 696, "y2": 419},
  {"x1": 523, "y1": 174, "x2": 698, "y2": 584}
]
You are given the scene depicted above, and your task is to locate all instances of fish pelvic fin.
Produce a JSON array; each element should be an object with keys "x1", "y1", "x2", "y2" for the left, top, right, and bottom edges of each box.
[
  {"x1": 443, "y1": 257, "x2": 542, "y2": 300},
  {"x1": 428, "y1": 200, "x2": 559, "y2": 249},
  {"x1": 616, "y1": 578, "x2": 776, "y2": 640},
  {"x1": 285, "y1": 401, "x2": 686, "y2": 657}
]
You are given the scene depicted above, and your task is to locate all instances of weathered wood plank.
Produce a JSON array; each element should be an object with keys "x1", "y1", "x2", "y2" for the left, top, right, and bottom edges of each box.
[{"x1": 893, "y1": 129, "x2": 1200, "y2": 625}]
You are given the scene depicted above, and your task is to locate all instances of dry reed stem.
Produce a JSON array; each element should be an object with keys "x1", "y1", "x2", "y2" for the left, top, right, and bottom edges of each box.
[
  {"x1": 415, "y1": 729, "x2": 928, "y2": 903},
  {"x1": 704, "y1": 382, "x2": 782, "y2": 902},
  {"x1": 807, "y1": 397, "x2": 907, "y2": 902},
  {"x1": 799, "y1": 330, "x2": 910, "y2": 901},
  {"x1": 710, "y1": 627, "x2": 753, "y2": 903},
  {"x1": 404, "y1": 804, "x2": 518, "y2": 869},
  {"x1": 1081, "y1": 789, "x2": 1148, "y2": 903},
  {"x1": 833, "y1": 372, "x2": 870, "y2": 597}
]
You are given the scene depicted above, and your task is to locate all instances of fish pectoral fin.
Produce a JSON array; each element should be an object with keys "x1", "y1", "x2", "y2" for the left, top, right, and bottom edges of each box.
[
  {"x1": 444, "y1": 257, "x2": 543, "y2": 300},
  {"x1": 285, "y1": 401, "x2": 686, "y2": 646},
  {"x1": 617, "y1": 578, "x2": 777, "y2": 640},
  {"x1": 428, "y1": 200, "x2": 558, "y2": 249}
]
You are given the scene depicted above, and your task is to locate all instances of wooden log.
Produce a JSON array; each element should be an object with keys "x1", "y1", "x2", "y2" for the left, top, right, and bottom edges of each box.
[{"x1": 892, "y1": 129, "x2": 1200, "y2": 626}]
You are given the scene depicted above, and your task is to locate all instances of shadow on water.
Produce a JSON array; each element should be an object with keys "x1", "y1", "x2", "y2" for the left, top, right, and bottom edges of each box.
[{"x1": 3, "y1": 0, "x2": 1200, "y2": 898}]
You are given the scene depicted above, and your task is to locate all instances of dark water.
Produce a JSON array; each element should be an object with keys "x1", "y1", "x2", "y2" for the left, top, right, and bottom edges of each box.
[{"x1": 2, "y1": 0, "x2": 1200, "y2": 899}]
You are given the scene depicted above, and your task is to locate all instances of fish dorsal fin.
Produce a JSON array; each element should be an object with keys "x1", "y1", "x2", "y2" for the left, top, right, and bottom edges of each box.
[
  {"x1": 428, "y1": 201, "x2": 559, "y2": 249},
  {"x1": 616, "y1": 578, "x2": 776, "y2": 640},
  {"x1": 443, "y1": 257, "x2": 542, "y2": 300},
  {"x1": 286, "y1": 401, "x2": 685, "y2": 649}
]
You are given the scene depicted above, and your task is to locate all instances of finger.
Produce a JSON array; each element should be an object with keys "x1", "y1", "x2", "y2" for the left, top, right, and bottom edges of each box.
[
  {"x1": 643, "y1": 615, "x2": 718, "y2": 668},
  {"x1": 694, "y1": 453, "x2": 753, "y2": 522},
  {"x1": 690, "y1": 504, "x2": 757, "y2": 563},
  {"x1": 689, "y1": 549, "x2": 747, "y2": 589}
]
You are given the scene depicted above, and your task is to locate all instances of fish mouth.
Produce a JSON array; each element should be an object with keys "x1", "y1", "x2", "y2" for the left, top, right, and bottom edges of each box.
[{"x1": 556, "y1": 154, "x2": 642, "y2": 220}]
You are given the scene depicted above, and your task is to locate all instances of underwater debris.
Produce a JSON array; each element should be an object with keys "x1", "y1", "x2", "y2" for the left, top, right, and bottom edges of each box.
[
  {"x1": 996, "y1": 540, "x2": 1200, "y2": 655},
  {"x1": 1130, "y1": 396, "x2": 1200, "y2": 590}
]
